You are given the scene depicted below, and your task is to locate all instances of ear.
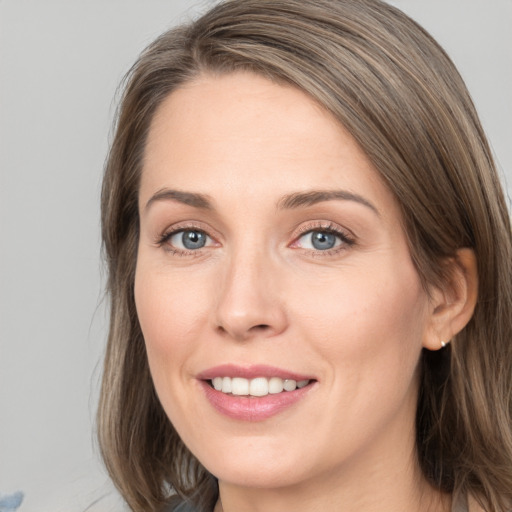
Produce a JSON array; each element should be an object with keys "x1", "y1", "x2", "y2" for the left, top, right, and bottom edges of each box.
[{"x1": 422, "y1": 248, "x2": 478, "y2": 351}]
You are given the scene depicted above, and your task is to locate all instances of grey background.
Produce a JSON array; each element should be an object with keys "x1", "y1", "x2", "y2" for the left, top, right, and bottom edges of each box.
[{"x1": 0, "y1": 1, "x2": 510, "y2": 511}]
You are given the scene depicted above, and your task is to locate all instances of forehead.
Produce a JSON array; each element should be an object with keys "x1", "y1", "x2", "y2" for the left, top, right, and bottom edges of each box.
[{"x1": 140, "y1": 72, "x2": 398, "y2": 220}]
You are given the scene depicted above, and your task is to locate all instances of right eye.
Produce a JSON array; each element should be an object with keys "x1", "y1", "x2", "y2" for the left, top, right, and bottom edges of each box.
[
  {"x1": 296, "y1": 230, "x2": 343, "y2": 251},
  {"x1": 163, "y1": 229, "x2": 213, "y2": 252}
]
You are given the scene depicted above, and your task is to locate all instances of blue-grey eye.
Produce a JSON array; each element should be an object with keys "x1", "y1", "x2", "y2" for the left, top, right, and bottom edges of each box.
[
  {"x1": 298, "y1": 230, "x2": 342, "y2": 251},
  {"x1": 169, "y1": 230, "x2": 210, "y2": 250}
]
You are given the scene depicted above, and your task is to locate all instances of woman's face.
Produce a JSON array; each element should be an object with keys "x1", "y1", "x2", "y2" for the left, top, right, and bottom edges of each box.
[{"x1": 135, "y1": 72, "x2": 436, "y2": 491}]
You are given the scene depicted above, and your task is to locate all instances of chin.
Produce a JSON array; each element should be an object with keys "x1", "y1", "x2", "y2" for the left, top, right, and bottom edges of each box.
[
  {"x1": 207, "y1": 458, "x2": 307, "y2": 490},
  {"x1": 187, "y1": 432, "x2": 321, "y2": 490}
]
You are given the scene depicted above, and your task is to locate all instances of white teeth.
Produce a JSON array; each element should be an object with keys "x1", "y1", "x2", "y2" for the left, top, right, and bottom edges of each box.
[
  {"x1": 231, "y1": 377, "x2": 249, "y2": 396},
  {"x1": 268, "y1": 377, "x2": 284, "y2": 394},
  {"x1": 249, "y1": 377, "x2": 268, "y2": 397},
  {"x1": 212, "y1": 377, "x2": 223, "y2": 391},
  {"x1": 211, "y1": 376, "x2": 310, "y2": 396},
  {"x1": 283, "y1": 379, "x2": 297, "y2": 391},
  {"x1": 221, "y1": 376, "x2": 232, "y2": 393}
]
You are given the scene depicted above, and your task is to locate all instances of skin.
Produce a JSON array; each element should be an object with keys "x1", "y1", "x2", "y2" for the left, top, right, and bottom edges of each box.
[{"x1": 135, "y1": 72, "x2": 476, "y2": 512}]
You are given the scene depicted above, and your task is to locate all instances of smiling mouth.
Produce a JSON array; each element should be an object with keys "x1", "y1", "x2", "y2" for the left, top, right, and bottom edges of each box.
[{"x1": 209, "y1": 376, "x2": 312, "y2": 397}]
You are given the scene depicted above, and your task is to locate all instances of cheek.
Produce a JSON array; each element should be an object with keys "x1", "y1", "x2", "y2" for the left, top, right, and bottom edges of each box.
[
  {"x1": 134, "y1": 262, "x2": 210, "y2": 381},
  {"x1": 133, "y1": 261, "x2": 214, "y2": 437},
  {"x1": 285, "y1": 265, "x2": 427, "y2": 450},
  {"x1": 289, "y1": 263, "x2": 428, "y2": 381},
  {"x1": 136, "y1": 264, "x2": 202, "y2": 333}
]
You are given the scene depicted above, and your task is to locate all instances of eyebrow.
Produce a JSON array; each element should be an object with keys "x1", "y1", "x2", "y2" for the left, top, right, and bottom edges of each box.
[
  {"x1": 277, "y1": 190, "x2": 380, "y2": 216},
  {"x1": 144, "y1": 188, "x2": 379, "y2": 216},
  {"x1": 145, "y1": 189, "x2": 213, "y2": 211}
]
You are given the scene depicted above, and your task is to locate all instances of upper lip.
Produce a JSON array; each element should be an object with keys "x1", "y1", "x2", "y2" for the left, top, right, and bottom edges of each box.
[{"x1": 197, "y1": 364, "x2": 314, "y2": 381}]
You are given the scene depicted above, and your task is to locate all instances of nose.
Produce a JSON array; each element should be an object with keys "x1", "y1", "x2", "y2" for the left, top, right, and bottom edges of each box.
[{"x1": 213, "y1": 249, "x2": 288, "y2": 342}]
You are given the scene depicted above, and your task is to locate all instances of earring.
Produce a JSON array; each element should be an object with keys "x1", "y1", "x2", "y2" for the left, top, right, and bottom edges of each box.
[{"x1": 441, "y1": 340, "x2": 449, "y2": 348}]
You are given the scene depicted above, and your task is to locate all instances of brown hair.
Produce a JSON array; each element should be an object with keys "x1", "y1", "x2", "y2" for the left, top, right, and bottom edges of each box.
[{"x1": 98, "y1": 0, "x2": 512, "y2": 510}]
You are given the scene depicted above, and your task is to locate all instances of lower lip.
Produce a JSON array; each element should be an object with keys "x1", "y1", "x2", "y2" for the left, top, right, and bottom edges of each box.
[{"x1": 199, "y1": 380, "x2": 315, "y2": 421}]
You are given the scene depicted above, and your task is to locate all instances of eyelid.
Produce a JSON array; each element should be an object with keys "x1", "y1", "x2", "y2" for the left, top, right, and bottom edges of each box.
[
  {"x1": 294, "y1": 220, "x2": 353, "y2": 237},
  {"x1": 154, "y1": 221, "x2": 220, "y2": 254},
  {"x1": 153, "y1": 219, "x2": 355, "y2": 257},
  {"x1": 290, "y1": 221, "x2": 356, "y2": 253}
]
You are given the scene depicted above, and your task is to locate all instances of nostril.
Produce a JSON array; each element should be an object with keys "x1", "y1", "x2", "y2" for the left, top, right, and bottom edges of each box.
[
  {"x1": 252, "y1": 324, "x2": 271, "y2": 331},
  {"x1": 215, "y1": 323, "x2": 273, "y2": 341}
]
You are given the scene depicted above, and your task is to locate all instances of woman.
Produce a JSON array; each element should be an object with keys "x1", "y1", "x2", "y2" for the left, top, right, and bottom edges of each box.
[{"x1": 98, "y1": 0, "x2": 512, "y2": 511}]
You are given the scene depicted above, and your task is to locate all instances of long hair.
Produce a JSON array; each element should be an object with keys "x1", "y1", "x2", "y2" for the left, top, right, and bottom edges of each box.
[{"x1": 98, "y1": 1, "x2": 512, "y2": 510}]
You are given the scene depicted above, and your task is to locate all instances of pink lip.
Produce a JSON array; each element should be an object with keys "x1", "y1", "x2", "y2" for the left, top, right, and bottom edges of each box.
[
  {"x1": 197, "y1": 364, "x2": 313, "y2": 381},
  {"x1": 197, "y1": 364, "x2": 317, "y2": 422}
]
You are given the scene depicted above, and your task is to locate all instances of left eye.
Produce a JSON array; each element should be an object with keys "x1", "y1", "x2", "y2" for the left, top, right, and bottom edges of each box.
[
  {"x1": 296, "y1": 230, "x2": 343, "y2": 251},
  {"x1": 168, "y1": 230, "x2": 212, "y2": 250}
]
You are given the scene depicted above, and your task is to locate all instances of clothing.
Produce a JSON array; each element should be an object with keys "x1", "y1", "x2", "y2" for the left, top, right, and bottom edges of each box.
[
  {"x1": 171, "y1": 502, "x2": 198, "y2": 512},
  {"x1": 452, "y1": 492, "x2": 470, "y2": 512},
  {"x1": 0, "y1": 492, "x2": 24, "y2": 512}
]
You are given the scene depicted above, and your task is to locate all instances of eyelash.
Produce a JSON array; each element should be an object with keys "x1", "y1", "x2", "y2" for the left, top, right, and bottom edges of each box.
[
  {"x1": 293, "y1": 222, "x2": 355, "y2": 256},
  {"x1": 155, "y1": 221, "x2": 355, "y2": 257},
  {"x1": 155, "y1": 222, "x2": 214, "y2": 257}
]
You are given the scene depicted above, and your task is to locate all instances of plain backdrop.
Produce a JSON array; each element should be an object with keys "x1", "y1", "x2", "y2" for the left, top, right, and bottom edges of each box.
[{"x1": 0, "y1": 1, "x2": 510, "y2": 511}]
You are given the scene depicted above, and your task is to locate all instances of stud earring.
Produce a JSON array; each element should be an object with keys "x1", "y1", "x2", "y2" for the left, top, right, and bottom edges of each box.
[{"x1": 441, "y1": 340, "x2": 449, "y2": 348}]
